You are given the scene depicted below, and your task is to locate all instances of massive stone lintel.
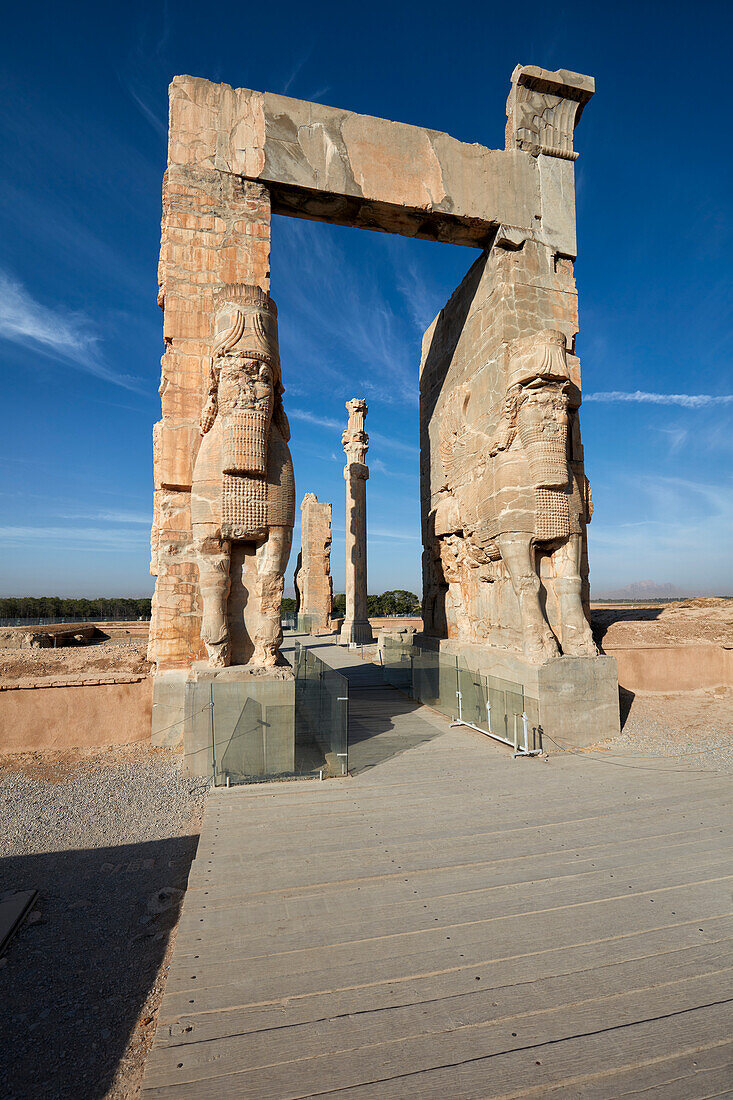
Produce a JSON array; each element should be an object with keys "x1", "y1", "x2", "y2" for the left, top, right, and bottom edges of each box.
[{"x1": 167, "y1": 70, "x2": 592, "y2": 252}]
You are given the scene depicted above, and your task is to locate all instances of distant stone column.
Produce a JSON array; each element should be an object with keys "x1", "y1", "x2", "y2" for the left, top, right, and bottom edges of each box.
[
  {"x1": 339, "y1": 400, "x2": 374, "y2": 645},
  {"x1": 298, "y1": 493, "x2": 333, "y2": 634}
]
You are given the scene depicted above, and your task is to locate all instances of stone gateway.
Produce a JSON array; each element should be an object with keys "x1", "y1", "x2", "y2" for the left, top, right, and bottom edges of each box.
[{"x1": 148, "y1": 63, "x2": 619, "y2": 746}]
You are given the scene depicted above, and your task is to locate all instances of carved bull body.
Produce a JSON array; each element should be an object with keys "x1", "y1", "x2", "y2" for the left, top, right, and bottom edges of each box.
[
  {"x1": 431, "y1": 330, "x2": 597, "y2": 663},
  {"x1": 190, "y1": 285, "x2": 294, "y2": 667}
]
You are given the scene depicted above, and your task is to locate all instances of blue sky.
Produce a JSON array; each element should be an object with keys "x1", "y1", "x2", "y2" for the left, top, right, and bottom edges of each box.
[{"x1": 1, "y1": 0, "x2": 731, "y2": 598}]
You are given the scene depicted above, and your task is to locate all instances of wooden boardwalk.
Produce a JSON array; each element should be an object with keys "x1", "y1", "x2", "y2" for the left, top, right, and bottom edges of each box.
[{"x1": 143, "y1": 640, "x2": 733, "y2": 1097}]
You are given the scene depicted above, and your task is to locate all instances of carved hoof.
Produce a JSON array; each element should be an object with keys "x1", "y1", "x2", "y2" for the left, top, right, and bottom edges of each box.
[
  {"x1": 252, "y1": 644, "x2": 278, "y2": 668},
  {"x1": 563, "y1": 634, "x2": 599, "y2": 658},
  {"x1": 522, "y1": 639, "x2": 547, "y2": 664},
  {"x1": 206, "y1": 641, "x2": 230, "y2": 668},
  {"x1": 523, "y1": 630, "x2": 560, "y2": 664}
]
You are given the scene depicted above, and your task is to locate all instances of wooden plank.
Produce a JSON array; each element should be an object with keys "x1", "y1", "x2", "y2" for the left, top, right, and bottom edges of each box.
[
  {"x1": 162, "y1": 899, "x2": 733, "y2": 1016},
  {"x1": 143, "y1": 980, "x2": 733, "y2": 1096},
  {"x1": 151, "y1": 939, "x2": 733, "y2": 1048},
  {"x1": 142, "y1": 645, "x2": 733, "y2": 1096}
]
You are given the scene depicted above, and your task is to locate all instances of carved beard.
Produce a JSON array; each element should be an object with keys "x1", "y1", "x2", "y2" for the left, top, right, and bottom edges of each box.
[
  {"x1": 517, "y1": 386, "x2": 570, "y2": 489},
  {"x1": 220, "y1": 358, "x2": 274, "y2": 477}
]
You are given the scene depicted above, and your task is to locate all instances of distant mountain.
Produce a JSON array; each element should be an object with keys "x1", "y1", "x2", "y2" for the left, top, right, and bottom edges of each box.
[{"x1": 596, "y1": 581, "x2": 683, "y2": 600}]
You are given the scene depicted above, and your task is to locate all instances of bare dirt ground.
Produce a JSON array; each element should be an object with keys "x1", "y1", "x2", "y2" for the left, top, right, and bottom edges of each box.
[
  {"x1": 0, "y1": 743, "x2": 206, "y2": 1100},
  {"x1": 591, "y1": 595, "x2": 733, "y2": 648},
  {"x1": 0, "y1": 639, "x2": 151, "y2": 685}
]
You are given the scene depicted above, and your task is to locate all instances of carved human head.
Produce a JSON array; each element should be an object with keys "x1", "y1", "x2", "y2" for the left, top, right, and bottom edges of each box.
[
  {"x1": 508, "y1": 330, "x2": 572, "y2": 489},
  {"x1": 213, "y1": 285, "x2": 281, "y2": 477}
]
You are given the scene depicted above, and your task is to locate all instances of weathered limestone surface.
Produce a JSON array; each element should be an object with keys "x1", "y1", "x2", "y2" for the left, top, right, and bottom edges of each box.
[
  {"x1": 340, "y1": 401, "x2": 373, "y2": 646},
  {"x1": 296, "y1": 493, "x2": 332, "y2": 634},
  {"x1": 149, "y1": 63, "x2": 613, "y2": 742},
  {"x1": 419, "y1": 67, "x2": 617, "y2": 742},
  {"x1": 190, "y1": 284, "x2": 294, "y2": 669},
  {"x1": 149, "y1": 169, "x2": 272, "y2": 671},
  {"x1": 166, "y1": 69, "x2": 591, "y2": 254}
]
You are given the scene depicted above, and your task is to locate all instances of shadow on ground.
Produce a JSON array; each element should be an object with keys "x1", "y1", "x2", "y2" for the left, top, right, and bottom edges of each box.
[
  {"x1": 323, "y1": 659, "x2": 449, "y2": 775},
  {"x1": 591, "y1": 606, "x2": 663, "y2": 647},
  {"x1": 0, "y1": 835, "x2": 199, "y2": 1100},
  {"x1": 619, "y1": 686, "x2": 636, "y2": 730}
]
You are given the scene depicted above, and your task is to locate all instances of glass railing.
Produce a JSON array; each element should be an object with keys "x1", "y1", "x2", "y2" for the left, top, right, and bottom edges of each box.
[
  {"x1": 293, "y1": 641, "x2": 349, "y2": 776},
  {"x1": 296, "y1": 611, "x2": 317, "y2": 634},
  {"x1": 380, "y1": 639, "x2": 541, "y2": 754},
  {"x1": 183, "y1": 642, "x2": 349, "y2": 785},
  {"x1": 280, "y1": 611, "x2": 318, "y2": 634}
]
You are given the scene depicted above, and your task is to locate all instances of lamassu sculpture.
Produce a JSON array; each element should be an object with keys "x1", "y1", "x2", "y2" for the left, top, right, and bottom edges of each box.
[
  {"x1": 190, "y1": 284, "x2": 294, "y2": 667},
  {"x1": 431, "y1": 329, "x2": 597, "y2": 663}
]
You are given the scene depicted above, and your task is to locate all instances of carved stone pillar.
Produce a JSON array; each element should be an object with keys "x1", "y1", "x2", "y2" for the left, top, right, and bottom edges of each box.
[
  {"x1": 298, "y1": 493, "x2": 333, "y2": 634},
  {"x1": 339, "y1": 400, "x2": 373, "y2": 645}
]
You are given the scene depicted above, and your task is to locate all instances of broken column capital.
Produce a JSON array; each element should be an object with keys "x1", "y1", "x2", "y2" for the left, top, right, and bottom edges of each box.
[{"x1": 505, "y1": 65, "x2": 595, "y2": 161}]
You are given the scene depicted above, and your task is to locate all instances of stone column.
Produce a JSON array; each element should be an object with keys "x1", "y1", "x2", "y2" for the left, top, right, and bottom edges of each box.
[
  {"x1": 298, "y1": 493, "x2": 333, "y2": 634},
  {"x1": 339, "y1": 400, "x2": 374, "y2": 645}
]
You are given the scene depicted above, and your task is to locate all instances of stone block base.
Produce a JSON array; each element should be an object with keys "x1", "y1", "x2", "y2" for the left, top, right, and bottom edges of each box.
[
  {"x1": 184, "y1": 666, "x2": 294, "y2": 780},
  {"x1": 436, "y1": 640, "x2": 620, "y2": 749},
  {"x1": 339, "y1": 619, "x2": 374, "y2": 645},
  {"x1": 152, "y1": 670, "x2": 188, "y2": 749},
  {"x1": 152, "y1": 666, "x2": 296, "y2": 780}
]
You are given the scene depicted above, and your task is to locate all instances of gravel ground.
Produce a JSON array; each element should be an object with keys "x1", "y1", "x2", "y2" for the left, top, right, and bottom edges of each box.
[
  {"x1": 0, "y1": 744, "x2": 208, "y2": 1099},
  {"x1": 567, "y1": 687, "x2": 733, "y2": 775},
  {"x1": 0, "y1": 640, "x2": 150, "y2": 685}
]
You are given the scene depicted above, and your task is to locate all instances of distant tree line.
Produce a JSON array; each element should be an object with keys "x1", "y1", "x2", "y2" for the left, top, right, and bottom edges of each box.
[
  {"x1": 331, "y1": 590, "x2": 421, "y2": 617},
  {"x1": 0, "y1": 596, "x2": 152, "y2": 621}
]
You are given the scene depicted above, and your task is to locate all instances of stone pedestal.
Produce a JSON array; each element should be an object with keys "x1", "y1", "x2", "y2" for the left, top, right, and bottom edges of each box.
[
  {"x1": 435, "y1": 639, "x2": 620, "y2": 749},
  {"x1": 152, "y1": 666, "x2": 295, "y2": 780},
  {"x1": 340, "y1": 399, "x2": 374, "y2": 646}
]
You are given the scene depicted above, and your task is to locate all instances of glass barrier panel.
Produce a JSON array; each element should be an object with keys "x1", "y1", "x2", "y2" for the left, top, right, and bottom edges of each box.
[
  {"x1": 183, "y1": 681, "x2": 214, "y2": 778},
  {"x1": 294, "y1": 644, "x2": 349, "y2": 776},
  {"x1": 457, "y1": 665, "x2": 487, "y2": 728},
  {"x1": 411, "y1": 648, "x2": 458, "y2": 719},
  {"x1": 184, "y1": 678, "x2": 296, "y2": 786},
  {"x1": 505, "y1": 688, "x2": 525, "y2": 751},
  {"x1": 524, "y1": 693, "x2": 541, "y2": 752},
  {"x1": 382, "y1": 645, "x2": 412, "y2": 693}
]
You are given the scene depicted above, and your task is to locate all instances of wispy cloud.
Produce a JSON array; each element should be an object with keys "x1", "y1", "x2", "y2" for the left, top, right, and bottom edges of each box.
[
  {"x1": 273, "y1": 219, "x2": 419, "y2": 406},
  {"x1": 584, "y1": 390, "x2": 733, "y2": 408},
  {"x1": 289, "y1": 408, "x2": 343, "y2": 431},
  {"x1": 0, "y1": 269, "x2": 143, "y2": 391},
  {"x1": 370, "y1": 457, "x2": 418, "y2": 480},
  {"x1": 0, "y1": 526, "x2": 148, "y2": 550},
  {"x1": 655, "y1": 426, "x2": 688, "y2": 455},
  {"x1": 126, "y1": 85, "x2": 167, "y2": 137},
  {"x1": 288, "y1": 408, "x2": 419, "y2": 459},
  {"x1": 369, "y1": 431, "x2": 419, "y2": 456},
  {"x1": 307, "y1": 86, "x2": 332, "y2": 103},
  {"x1": 588, "y1": 473, "x2": 733, "y2": 594},
  {"x1": 51, "y1": 509, "x2": 151, "y2": 525},
  {"x1": 396, "y1": 259, "x2": 442, "y2": 333},
  {"x1": 282, "y1": 48, "x2": 313, "y2": 94}
]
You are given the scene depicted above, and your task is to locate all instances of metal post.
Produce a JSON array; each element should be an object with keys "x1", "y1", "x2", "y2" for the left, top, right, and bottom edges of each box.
[
  {"x1": 209, "y1": 682, "x2": 216, "y2": 783},
  {"x1": 522, "y1": 711, "x2": 529, "y2": 754}
]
